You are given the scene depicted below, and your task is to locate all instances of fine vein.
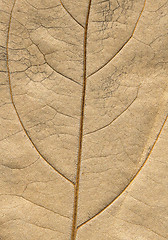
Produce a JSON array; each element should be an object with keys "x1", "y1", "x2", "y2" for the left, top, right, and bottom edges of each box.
[
  {"x1": 87, "y1": 0, "x2": 146, "y2": 79},
  {"x1": 77, "y1": 114, "x2": 168, "y2": 229},
  {"x1": 84, "y1": 87, "x2": 139, "y2": 136},
  {"x1": 71, "y1": 0, "x2": 92, "y2": 239},
  {"x1": 6, "y1": 0, "x2": 74, "y2": 186}
]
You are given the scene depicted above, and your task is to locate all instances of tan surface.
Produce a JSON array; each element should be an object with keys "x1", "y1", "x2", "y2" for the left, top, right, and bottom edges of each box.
[{"x1": 0, "y1": 0, "x2": 168, "y2": 239}]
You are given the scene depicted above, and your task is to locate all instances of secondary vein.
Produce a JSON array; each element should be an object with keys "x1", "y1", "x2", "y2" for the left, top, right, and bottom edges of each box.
[
  {"x1": 77, "y1": 114, "x2": 168, "y2": 229},
  {"x1": 6, "y1": 0, "x2": 74, "y2": 186}
]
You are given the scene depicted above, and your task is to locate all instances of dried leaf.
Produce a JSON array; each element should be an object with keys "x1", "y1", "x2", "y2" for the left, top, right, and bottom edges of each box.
[{"x1": 0, "y1": 0, "x2": 168, "y2": 239}]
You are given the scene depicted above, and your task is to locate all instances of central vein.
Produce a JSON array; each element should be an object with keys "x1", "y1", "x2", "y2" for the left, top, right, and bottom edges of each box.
[{"x1": 71, "y1": 1, "x2": 92, "y2": 239}]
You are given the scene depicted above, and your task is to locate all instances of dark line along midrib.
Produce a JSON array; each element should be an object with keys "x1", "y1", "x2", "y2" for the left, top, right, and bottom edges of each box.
[{"x1": 71, "y1": 0, "x2": 92, "y2": 239}]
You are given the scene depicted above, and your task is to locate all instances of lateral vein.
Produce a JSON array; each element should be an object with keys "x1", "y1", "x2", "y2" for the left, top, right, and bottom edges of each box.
[
  {"x1": 77, "y1": 114, "x2": 168, "y2": 229},
  {"x1": 6, "y1": 0, "x2": 74, "y2": 186}
]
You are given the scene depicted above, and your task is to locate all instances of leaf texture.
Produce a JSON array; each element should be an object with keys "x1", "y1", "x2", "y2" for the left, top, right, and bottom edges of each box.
[{"x1": 0, "y1": 0, "x2": 168, "y2": 239}]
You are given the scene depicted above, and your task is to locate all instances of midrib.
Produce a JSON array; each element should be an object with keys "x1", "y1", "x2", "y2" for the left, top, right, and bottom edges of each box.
[{"x1": 71, "y1": 0, "x2": 92, "y2": 239}]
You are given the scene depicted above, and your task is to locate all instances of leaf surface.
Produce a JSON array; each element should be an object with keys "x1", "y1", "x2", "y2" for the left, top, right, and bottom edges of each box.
[{"x1": 0, "y1": 0, "x2": 168, "y2": 239}]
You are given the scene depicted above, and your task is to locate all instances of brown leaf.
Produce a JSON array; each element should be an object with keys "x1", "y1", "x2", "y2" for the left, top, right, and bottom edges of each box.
[{"x1": 0, "y1": 0, "x2": 168, "y2": 239}]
